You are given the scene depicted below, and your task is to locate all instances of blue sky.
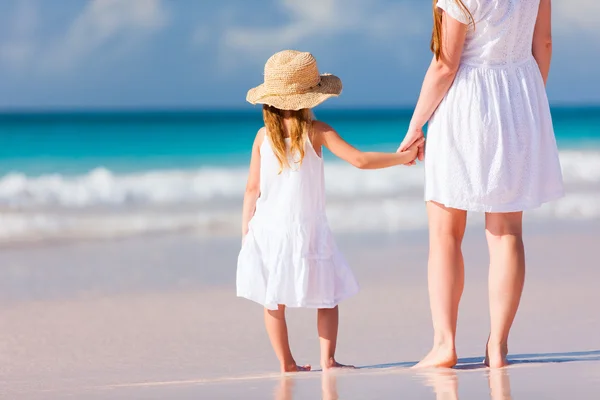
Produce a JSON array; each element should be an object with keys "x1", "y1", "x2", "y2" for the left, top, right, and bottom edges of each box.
[{"x1": 0, "y1": 0, "x2": 598, "y2": 110}]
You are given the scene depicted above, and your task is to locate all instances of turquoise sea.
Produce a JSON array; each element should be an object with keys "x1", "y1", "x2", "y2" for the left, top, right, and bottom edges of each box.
[
  {"x1": 0, "y1": 108, "x2": 599, "y2": 243},
  {"x1": 1, "y1": 108, "x2": 599, "y2": 175}
]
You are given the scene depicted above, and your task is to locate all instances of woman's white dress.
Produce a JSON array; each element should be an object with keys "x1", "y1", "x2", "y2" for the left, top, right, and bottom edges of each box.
[
  {"x1": 237, "y1": 135, "x2": 359, "y2": 310},
  {"x1": 425, "y1": 0, "x2": 564, "y2": 212}
]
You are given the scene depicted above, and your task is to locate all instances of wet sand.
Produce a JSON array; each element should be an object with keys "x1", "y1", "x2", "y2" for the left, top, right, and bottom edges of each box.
[{"x1": 0, "y1": 220, "x2": 599, "y2": 398}]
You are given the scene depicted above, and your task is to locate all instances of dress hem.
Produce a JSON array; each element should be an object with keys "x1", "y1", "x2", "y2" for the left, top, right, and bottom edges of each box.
[
  {"x1": 236, "y1": 290, "x2": 359, "y2": 311},
  {"x1": 424, "y1": 190, "x2": 565, "y2": 213}
]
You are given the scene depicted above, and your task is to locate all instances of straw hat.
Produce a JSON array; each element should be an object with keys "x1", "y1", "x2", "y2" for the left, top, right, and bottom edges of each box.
[{"x1": 246, "y1": 50, "x2": 342, "y2": 111}]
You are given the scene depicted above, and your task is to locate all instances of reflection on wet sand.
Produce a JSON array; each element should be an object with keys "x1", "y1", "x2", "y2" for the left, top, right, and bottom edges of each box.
[
  {"x1": 274, "y1": 376, "x2": 295, "y2": 400},
  {"x1": 322, "y1": 373, "x2": 339, "y2": 400},
  {"x1": 421, "y1": 369, "x2": 459, "y2": 400},
  {"x1": 488, "y1": 369, "x2": 513, "y2": 400},
  {"x1": 420, "y1": 368, "x2": 513, "y2": 400},
  {"x1": 273, "y1": 372, "x2": 339, "y2": 400}
]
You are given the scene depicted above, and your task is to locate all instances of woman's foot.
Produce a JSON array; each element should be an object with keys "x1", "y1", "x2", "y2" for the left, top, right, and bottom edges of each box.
[
  {"x1": 413, "y1": 345, "x2": 458, "y2": 369},
  {"x1": 485, "y1": 341, "x2": 509, "y2": 368},
  {"x1": 321, "y1": 357, "x2": 355, "y2": 371},
  {"x1": 282, "y1": 363, "x2": 312, "y2": 373}
]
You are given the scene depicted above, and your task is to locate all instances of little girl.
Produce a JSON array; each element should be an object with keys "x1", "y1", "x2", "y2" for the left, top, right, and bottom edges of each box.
[{"x1": 237, "y1": 50, "x2": 423, "y2": 373}]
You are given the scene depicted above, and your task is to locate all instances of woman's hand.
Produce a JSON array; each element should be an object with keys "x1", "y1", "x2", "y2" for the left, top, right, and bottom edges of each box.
[{"x1": 397, "y1": 126, "x2": 426, "y2": 165}]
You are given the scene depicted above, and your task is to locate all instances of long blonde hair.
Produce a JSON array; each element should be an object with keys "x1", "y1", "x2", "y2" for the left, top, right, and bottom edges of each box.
[
  {"x1": 263, "y1": 105, "x2": 313, "y2": 173},
  {"x1": 431, "y1": 0, "x2": 474, "y2": 60}
]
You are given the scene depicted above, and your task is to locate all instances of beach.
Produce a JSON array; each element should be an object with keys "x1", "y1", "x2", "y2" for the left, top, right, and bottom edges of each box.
[
  {"x1": 1, "y1": 219, "x2": 599, "y2": 398},
  {"x1": 2, "y1": 0, "x2": 600, "y2": 394},
  {"x1": 0, "y1": 110, "x2": 599, "y2": 398}
]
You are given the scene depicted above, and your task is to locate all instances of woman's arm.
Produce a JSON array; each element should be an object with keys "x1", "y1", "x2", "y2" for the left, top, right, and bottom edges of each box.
[
  {"x1": 241, "y1": 128, "x2": 264, "y2": 239},
  {"x1": 399, "y1": 9, "x2": 468, "y2": 157},
  {"x1": 532, "y1": 0, "x2": 552, "y2": 85},
  {"x1": 316, "y1": 121, "x2": 423, "y2": 169}
]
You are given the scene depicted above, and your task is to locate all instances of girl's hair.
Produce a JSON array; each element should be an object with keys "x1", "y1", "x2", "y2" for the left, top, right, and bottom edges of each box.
[
  {"x1": 263, "y1": 105, "x2": 313, "y2": 173},
  {"x1": 431, "y1": 0, "x2": 474, "y2": 60}
]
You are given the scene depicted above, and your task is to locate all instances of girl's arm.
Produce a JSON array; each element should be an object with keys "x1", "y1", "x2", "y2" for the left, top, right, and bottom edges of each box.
[
  {"x1": 398, "y1": 9, "x2": 468, "y2": 157},
  {"x1": 316, "y1": 121, "x2": 423, "y2": 169},
  {"x1": 241, "y1": 128, "x2": 264, "y2": 239},
  {"x1": 532, "y1": 0, "x2": 552, "y2": 85}
]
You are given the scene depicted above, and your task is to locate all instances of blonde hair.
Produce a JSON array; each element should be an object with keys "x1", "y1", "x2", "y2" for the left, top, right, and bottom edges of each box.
[
  {"x1": 263, "y1": 105, "x2": 313, "y2": 173},
  {"x1": 431, "y1": 0, "x2": 474, "y2": 60}
]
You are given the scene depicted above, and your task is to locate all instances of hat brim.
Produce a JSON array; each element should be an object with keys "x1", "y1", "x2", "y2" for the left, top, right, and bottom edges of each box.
[{"x1": 246, "y1": 74, "x2": 342, "y2": 111}]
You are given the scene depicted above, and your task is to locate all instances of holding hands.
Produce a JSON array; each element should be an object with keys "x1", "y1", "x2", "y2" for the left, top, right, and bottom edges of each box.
[{"x1": 397, "y1": 125, "x2": 426, "y2": 166}]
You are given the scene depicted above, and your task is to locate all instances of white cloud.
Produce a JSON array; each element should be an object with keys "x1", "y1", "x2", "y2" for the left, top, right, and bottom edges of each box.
[
  {"x1": 0, "y1": 0, "x2": 38, "y2": 68},
  {"x1": 47, "y1": 0, "x2": 169, "y2": 69},
  {"x1": 0, "y1": 0, "x2": 169, "y2": 72},
  {"x1": 554, "y1": 0, "x2": 600, "y2": 36},
  {"x1": 217, "y1": 0, "x2": 426, "y2": 67},
  {"x1": 192, "y1": 26, "x2": 210, "y2": 47}
]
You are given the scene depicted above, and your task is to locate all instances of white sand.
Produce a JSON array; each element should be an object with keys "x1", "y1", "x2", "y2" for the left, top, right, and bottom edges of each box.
[{"x1": 0, "y1": 220, "x2": 599, "y2": 398}]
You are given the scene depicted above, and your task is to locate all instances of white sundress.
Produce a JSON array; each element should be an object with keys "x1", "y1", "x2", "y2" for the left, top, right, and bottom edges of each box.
[
  {"x1": 425, "y1": 0, "x2": 564, "y2": 212},
  {"x1": 236, "y1": 134, "x2": 359, "y2": 310}
]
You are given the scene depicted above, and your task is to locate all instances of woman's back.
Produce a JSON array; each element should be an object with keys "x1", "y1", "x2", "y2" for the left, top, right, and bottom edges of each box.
[
  {"x1": 428, "y1": 0, "x2": 563, "y2": 212},
  {"x1": 453, "y1": 0, "x2": 541, "y2": 66}
]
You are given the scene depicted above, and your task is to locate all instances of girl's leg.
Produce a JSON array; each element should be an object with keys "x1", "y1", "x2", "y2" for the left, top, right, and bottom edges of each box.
[
  {"x1": 318, "y1": 306, "x2": 354, "y2": 370},
  {"x1": 415, "y1": 201, "x2": 467, "y2": 368},
  {"x1": 264, "y1": 305, "x2": 311, "y2": 372},
  {"x1": 485, "y1": 212, "x2": 525, "y2": 368}
]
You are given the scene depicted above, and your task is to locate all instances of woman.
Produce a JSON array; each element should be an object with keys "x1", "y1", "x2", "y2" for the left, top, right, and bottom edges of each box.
[{"x1": 399, "y1": 0, "x2": 564, "y2": 368}]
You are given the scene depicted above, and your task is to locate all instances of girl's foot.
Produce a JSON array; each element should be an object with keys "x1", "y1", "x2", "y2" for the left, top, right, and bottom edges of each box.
[
  {"x1": 485, "y1": 341, "x2": 509, "y2": 369},
  {"x1": 282, "y1": 363, "x2": 312, "y2": 373},
  {"x1": 321, "y1": 357, "x2": 355, "y2": 370},
  {"x1": 413, "y1": 345, "x2": 458, "y2": 369}
]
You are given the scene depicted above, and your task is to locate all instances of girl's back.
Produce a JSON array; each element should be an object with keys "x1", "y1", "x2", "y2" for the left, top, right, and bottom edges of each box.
[{"x1": 256, "y1": 127, "x2": 326, "y2": 227}]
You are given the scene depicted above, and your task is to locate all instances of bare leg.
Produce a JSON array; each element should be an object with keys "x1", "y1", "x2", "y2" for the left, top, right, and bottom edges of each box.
[
  {"x1": 415, "y1": 201, "x2": 467, "y2": 369},
  {"x1": 318, "y1": 306, "x2": 354, "y2": 370},
  {"x1": 485, "y1": 212, "x2": 525, "y2": 369},
  {"x1": 264, "y1": 305, "x2": 311, "y2": 372}
]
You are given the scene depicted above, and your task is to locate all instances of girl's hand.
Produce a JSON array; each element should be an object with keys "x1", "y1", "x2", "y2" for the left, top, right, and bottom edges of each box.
[
  {"x1": 398, "y1": 137, "x2": 425, "y2": 166},
  {"x1": 397, "y1": 126, "x2": 425, "y2": 166}
]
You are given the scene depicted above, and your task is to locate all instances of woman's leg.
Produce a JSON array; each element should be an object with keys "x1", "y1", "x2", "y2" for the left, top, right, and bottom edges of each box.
[
  {"x1": 318, "y1": 306, "x2": 354, "y2": 370},
  {"x1": 415, "y1": 201, "x2": 467, "y2": 368},
  {"x1": 485, "y1": 212, "x2": 525, "y2": 368},
  {"x1": 265, "y1": 305, "x2": 311, "y2": 372}
]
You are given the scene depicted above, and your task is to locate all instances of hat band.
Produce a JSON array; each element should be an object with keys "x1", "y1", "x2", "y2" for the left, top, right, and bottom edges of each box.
[{"x1": 258, "y1": 78, "x2": 322, "y2": 100}]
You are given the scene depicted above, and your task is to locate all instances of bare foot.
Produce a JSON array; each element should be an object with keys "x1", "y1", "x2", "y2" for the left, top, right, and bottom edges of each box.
[
  {"x1": 282, "y1": 363, "x2": 312, "y2": 373},
  {"x1": 321, "y1": 357, "x2": 355, "y2": 371},
  {"x1": 413, "y1": 345, "x2": 458, "y2": 369},
  {"x1": 485, "y1": 342, "x2": 509, "y2": 369}
]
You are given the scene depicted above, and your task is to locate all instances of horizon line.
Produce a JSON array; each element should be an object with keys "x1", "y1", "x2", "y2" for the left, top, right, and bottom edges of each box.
[{"x1": 1, "y1": 103, "x2": 599, "y2": 115}]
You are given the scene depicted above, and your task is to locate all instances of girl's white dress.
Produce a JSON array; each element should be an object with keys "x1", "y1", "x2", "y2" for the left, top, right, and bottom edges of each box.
[
  {"x1": 425, "y1": 0, "x2": 564, "y2": 212},
  {"x1": 237, "y1": 134, "x2": 359, "y2": 310}
]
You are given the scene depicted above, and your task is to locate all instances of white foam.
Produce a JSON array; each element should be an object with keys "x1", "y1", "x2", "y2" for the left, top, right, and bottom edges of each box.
[
  {"x1": 1, "y1": 150, "x2": 597, "y2": 209},
  {"x1": 0, "y1": 150, "x2": 598, "y2": 243}
]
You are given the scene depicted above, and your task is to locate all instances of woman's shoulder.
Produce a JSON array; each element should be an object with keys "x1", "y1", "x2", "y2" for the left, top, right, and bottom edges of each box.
[{"x1": 437, "y1": 0, "x2": 480, "y2": 24}]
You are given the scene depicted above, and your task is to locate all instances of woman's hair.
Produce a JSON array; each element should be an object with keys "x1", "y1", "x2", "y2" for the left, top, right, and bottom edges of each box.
[
  {"x1": 263, "y1": 105, "x2": 313, "y2": 173},
  {"x1": 431, "y1": 0, "x2": 474, "y2": 60}
]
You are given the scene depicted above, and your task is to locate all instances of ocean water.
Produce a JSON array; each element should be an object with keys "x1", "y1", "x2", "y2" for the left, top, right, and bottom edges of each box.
[{"x1": 0, "y1": 108, "x2": 599, "y2": 244}]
